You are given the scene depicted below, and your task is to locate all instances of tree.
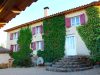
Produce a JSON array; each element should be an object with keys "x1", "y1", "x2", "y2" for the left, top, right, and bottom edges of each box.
[{"x1": 13, "y1": 27, "x2": 32, "y2": 67}]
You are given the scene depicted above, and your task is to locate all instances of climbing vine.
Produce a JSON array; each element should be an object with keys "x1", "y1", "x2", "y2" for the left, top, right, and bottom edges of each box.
[
  {"x1": 77, "y1": 6, "x2": 100, "y2": 62},
  {"x1": 38, "y1": 15, "x2": 66, "y2": 62}
]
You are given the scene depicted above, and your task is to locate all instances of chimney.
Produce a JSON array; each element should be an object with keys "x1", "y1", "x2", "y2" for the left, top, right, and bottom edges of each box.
[{"x1": 44, "y1": 7, "x2": 49, "y2": 17}]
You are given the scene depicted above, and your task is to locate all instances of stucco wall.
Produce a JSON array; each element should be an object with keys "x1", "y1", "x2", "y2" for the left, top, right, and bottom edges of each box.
[
  {"x1": 6, "y1": 9, "x2": 93, "y2": 56},
  {"x1": 6, "y1": 22, "x2": 43, "y2": 50},
  {"x1": 30, "y1": 22, "x2": 43, "y2": 42},
  {"x1": 6, "y1": 29, "x2": 20, "y2": 50},
  {"x1": 0, "y1": 53, "x2": 11, "y2": 64},
  {"x1": 65, "y1": 10, "x2": 90, "y2": 56}
]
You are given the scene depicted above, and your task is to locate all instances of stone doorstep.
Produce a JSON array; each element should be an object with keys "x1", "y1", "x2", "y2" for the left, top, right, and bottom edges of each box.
[
  {"x1": 52, "y1": 64, "x2": 92, "y2": 68},
  {"x1": 46, "y1": 66, "x2": 93, "y2": 72}
]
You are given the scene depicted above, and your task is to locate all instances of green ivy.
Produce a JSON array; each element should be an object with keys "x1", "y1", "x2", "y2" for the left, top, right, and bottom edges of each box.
[
  {"x1": 38, "y1": 15, "x2": 66, "y2": 62},
  {"x1": 77, "y1": 6, "x2": 100, "y2": 62}
]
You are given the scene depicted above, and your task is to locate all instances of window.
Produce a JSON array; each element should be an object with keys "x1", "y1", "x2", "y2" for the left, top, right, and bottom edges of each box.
[
  {"x1": 13, "y1": 33, "x2": 16, "y2": 39},
  {"x1": 14, "y1": 44, "x2": 19, "y2": 52},
  {"x1": 71, "y1": 16, "x2": 80, "y2": 26},
  {"x1": 65, "y1": 14, "x2": 85, "y2": 28},
  {"x1": 36, "y1": 41, "x2": 42, "y2": 50},
  {"x1": 32, "y1": 25, "x2": 43, "y2": 35},
  {"x1": 10, "y1": 32, "x2": 19, "y2": 40},
  {"x1": 31, "y1": 41, "x2": 44, "y2": 50},
  {"x1": 10, "y1": 44, "x2": 19, "y2": 52},
  {"x1": 36, "y1": 26, "x2": 41, "y2": 34}
]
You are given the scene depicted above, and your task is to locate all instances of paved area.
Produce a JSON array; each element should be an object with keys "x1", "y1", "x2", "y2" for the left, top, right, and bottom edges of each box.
[{"x1": 0, "y1": 67, "x2": 100, "y2": 75}]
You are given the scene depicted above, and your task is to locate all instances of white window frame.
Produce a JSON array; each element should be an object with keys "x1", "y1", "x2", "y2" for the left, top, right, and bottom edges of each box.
[
  {"x1": 13, "y1": 32, "x2": 18, "y2": 40},
  {"x1": 35, "y1": 26, "x2": 41, "y2": 34},
  {"x1": 36, "y1": 41, "x2": 42, "y2": 50},
  {"x1": 13, "y1": 44, "x2": 18, "y2": 52},
  {"x1": 71, "y1": 16, "x2": 81, "y2": 26}
]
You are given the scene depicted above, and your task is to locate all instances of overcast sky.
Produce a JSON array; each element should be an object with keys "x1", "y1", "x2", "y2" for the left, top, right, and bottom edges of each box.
[{"x1": 0, "y1": 0, "x2": 98, "y2": 47}]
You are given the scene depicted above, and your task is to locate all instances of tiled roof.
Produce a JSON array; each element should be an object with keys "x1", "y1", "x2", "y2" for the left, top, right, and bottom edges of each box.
[
  {"x1": 0, "y1": 0, "x2": 37, "y2": 28},
  {"x1": 4, "y1": 1, "x2": 100, "y2": 32}
]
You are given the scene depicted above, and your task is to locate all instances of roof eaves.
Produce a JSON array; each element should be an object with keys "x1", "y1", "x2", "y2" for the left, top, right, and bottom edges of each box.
[{"x1": 4, "y1": 1, "x2": 100, "y2": 32}]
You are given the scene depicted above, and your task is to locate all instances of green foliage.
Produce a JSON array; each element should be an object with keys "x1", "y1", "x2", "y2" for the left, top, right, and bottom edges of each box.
[
  {"x1": 77, "y1": 7, "x2": 100, "y2": 63},
  {"x1": 12, "y1": 27, "x2": 32, "y2": 67},
  {"x1": 17, "y1": 27, "x2": 32, "y2": 51},
  {"x1": 37, "y1": 16, "x2": 66, "y2": 62}
]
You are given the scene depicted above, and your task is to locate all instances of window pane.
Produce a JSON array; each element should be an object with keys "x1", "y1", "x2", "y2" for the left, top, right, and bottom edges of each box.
[
  {"x1": 76, "y1": 16, "x2": 80, "y2": 25},
  {"x1": 39, "y1": 41, "x2": 42, "y2": 50},
  {"x1": 71, "y1": 16, "x2": 80, "y2": 26},
  {"x1": 36, "y1": 42, "x2": 39, "y2": 50},
  {"x1": 71, "y1": 17, "x2": 75, "y2": 26}
]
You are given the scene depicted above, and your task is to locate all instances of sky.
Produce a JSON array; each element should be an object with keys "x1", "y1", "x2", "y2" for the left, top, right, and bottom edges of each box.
[{"x1": 0, "y1": 0, "x2": 98, "y2": 47}]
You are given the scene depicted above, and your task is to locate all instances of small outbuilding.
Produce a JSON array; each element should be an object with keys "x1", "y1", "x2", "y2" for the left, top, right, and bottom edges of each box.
[{"x1": 0, "y1": 47, "x2": 13, "y2": 68}]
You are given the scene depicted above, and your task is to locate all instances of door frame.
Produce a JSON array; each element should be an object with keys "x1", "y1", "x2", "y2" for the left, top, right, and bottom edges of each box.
[{"x1": 65, "y1": 35, "x2": 77, "y2": 56}]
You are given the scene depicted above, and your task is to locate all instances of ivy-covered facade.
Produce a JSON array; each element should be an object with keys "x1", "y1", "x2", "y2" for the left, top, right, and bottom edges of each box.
[
  {"x1": 77, "y1": 6, "x2": 100, "y2": 62},
  {"x1": 5, "y1": 1, "x2": 100, "y2": 62}
]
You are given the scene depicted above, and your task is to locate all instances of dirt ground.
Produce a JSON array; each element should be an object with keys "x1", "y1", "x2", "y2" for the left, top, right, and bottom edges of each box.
[{"x1": 0, "y1": 67, "x2": 99, "y2": 75}]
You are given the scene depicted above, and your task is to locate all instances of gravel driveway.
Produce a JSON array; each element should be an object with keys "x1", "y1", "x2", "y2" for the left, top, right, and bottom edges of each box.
[{"x1": 0, "y1": 67, "x2": 99, "y2": 75}]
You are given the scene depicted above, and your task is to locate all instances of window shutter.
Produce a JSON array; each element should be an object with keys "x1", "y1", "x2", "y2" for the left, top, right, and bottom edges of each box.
[
  {"x1": 16, "y1": 32, "x2": 19, "y2": 39},
  {"x1": 80, "y1": 14, "x2": 85, "y2": 25},
  {"x1": 40, "y1": 25, "x2": 43, "y2": 34},
  {"x1": 32, "y1": 27, "x2": 36, "y2": 35},
  {"x1": 65, "y1": 18, "x2": 71, "y2": 28},
  {"x1": 10, "y1": 45, "x2": 14, "y2": 52},
  {"x1": 33, "y1": 42, "x2": 36, "y2": 50},
  {"x1": 10, "y1": 33, "x2": 13, "y2": 40}
]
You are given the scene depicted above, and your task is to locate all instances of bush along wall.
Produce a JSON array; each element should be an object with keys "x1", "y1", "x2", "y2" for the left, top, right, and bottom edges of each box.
[
  {"x1": 37, "y1": 15, "x2": 66, "y2": 62},
  {"x1": 77, "y1": 6, "x2": 100, "y2": 63}
]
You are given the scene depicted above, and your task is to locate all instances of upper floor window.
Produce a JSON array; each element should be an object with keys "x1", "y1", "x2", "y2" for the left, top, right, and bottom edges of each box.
[
  {"x1": 13, "y1": 32, "x2": 18, "y2": 39},
  {"x1": 32, "y1": 25, "x2": 43, "y2": 35},
  {"x1": 71, "y1": 16, "x2": 80, "y2": 26},
  {"x1": 10, "y1": 32, "x2": 19, "y2": 40},
  {"x1": 36, "y1": 26, "x2": 41, "y2": 34},
  {"x1": 65, "y1": 14, "x2": 85, "y2": 28}
]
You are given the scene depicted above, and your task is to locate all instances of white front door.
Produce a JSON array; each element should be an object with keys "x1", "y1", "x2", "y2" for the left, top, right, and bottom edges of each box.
[{"x1": 65, "y1": 35, "x2": 77, "y2": 56}]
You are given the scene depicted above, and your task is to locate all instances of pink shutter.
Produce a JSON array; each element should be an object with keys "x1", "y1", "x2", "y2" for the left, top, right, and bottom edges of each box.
[
  {"x1": 10, "y1": 33, "x2": 13, "y2": 40},
  {"x1": 65, "y1": 18, "x2": 71, "y2": 28},
  {"x1": 16, "y1": 32, "x2": 19, "y2": 39},
  {"x1": 80, "y1": 14, "x2": 85, "y2": 25},
  {"x1": 40, "y1": 25, "x2": 43, "y2": 34},
  {"x1": 17, "y1": 31, "x2": 20, "y2": 38},
  {"x1": 33, "y1": 42, "x2": 36, "y2": 50},
  {"x1": 10, "y1": 45, "x2": 14, "y2": 52},
  {"x1": 32, "y1": 27, "x2": 36, "y2": 35}
]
